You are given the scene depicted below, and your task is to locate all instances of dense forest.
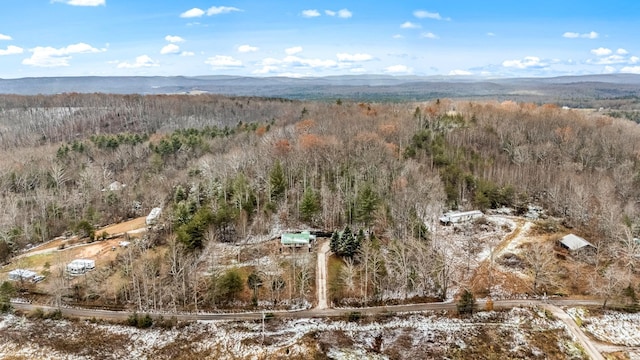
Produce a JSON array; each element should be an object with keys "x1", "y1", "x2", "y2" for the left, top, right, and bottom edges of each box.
[{"x1": 1, "y1": 93, "x2": 639, "y2": 311}]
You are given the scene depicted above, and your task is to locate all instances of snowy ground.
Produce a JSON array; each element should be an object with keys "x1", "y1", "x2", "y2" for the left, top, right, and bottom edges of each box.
[
  {"x1": 0, "y1": 307, "x2": 586, "y2": 360},
  {"x1": 568, "y1": 307, "x2": 640, "y2": 346}
]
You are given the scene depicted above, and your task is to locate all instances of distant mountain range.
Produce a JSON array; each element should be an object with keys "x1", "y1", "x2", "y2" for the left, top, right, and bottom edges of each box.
[{"x1": 1, "y1": 74, "x2": 640, "y2": 102}]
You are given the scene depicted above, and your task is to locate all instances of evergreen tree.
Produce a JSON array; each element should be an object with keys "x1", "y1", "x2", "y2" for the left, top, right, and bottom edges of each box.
[
  {"x1": 330, "y1": 226, "x2": 362, "y2": 258},
  {"x1": 0, "y1": 281, "x2": 16, "y2": 313},
  {"x1": 330, "y1": 230, "x2": 341, "y2": 254},
  {"x1": 457, "y1": 289, "x2": 476, "y2": 316},
  {"x1": 299, "y1": 187, "x2": 320, "y2": 223},
  {"x1": 177, "y1": 206, "x2": 213, "y2": 250},
  {"x1": 355, "y1": 183, "x2": 379, "y2": 229},
  {"x1": 216, "y1": 268, "x2": 244, "y2": 305},
  {"x1": 269, "y1": 160, "x2": 286, "y2": 201}
]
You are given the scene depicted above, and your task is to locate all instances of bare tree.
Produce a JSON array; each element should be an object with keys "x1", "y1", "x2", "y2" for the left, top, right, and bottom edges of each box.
[
  {"x1": 524, "y1": 241, "x2": 557, "y2": 294},
  {"x1": 589, "y1": 265, "x2": 630, "y2": 309}
]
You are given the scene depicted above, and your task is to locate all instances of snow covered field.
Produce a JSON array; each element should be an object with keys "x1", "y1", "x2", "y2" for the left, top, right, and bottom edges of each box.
[{"x1": 0, "y1": 307, "x2": 585, "y2": 359}]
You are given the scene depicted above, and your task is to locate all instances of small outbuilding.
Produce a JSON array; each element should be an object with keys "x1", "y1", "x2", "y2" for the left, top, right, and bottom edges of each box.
[
  {"x1": 281, "y1": 231, "x2": 316, "y2": 247},
  {"x1": 559, "y1": 234, "x2": 595, "y2": 252},
  {"x1": 67, "y1": 259, "x2": 96, "y2": 275}
]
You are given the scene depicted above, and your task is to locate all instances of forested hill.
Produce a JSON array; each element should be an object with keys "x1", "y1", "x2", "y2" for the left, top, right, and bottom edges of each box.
[
  {"x1": 1, "y1": 74, "x2": 640, "y2": 103},
  {"x1": 0, "y1": 93, "x2": 639, "y2": 260},
  {"x1": 1, "y1": 92, "x2": 640, "y2": 315}
]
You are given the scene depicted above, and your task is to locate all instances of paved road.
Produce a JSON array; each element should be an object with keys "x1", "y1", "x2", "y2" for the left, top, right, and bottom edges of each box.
[
  {"x1": 10, "y1": 298, "x2": 602, "y2": 321},
  {"x1": 315, "y1": 240, "x2": 330, "y2": 310}
]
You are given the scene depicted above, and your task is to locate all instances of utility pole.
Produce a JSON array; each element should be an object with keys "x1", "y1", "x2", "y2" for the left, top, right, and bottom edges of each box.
[{"x1": 261, "y1": 311, "x2": 265, "y2": 345}]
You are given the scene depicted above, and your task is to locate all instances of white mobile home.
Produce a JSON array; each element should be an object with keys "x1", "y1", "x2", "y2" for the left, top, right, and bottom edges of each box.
[
  {"x1": 9, "y1": 269, "x2": 38, "y2": 282},
  {"x1": 439, "y1": 210, "x2": 483, "y2": 225},
  {"x1": 67, "y1": 259, "x2": 96, "y2": 275}
]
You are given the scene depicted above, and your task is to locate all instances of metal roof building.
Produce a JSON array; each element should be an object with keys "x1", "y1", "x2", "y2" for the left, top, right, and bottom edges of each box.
[
  {"x1": 559, "y1": 234, "x2": 595, "y2": 251},
  {"x1": 281, "y1": 231, "x2": 316, "y2": 247}
]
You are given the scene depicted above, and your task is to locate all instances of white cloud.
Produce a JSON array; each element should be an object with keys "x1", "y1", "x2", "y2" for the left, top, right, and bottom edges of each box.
[
  {"x1": 603, "y1": 66, "x2": 616, "y2": 74},
  {"x1": 591, "y1": 47, "x2": 612, "y2": 56},
  {"x1": 617, "y1": 48, "x2": 628, "y2": 55},
  {"x1": 0, "y1": 34, "x2": 12, "y2": 41},
  {"x1": 205, "y1": 55, "x2": 242, "y2": 68},
  {"x1": 621, "y1": 66, "x2": 640, "y2": 74},
  {"x1": 413, "y1": 10, "x2": 449, "y2": 21},
  {"x1": 393, "y1": 34, "x2": 404, "y2": 39},
  {"x1": 562, "y1": 32, "x2": 579, "y2": 38},
  {"x1": 487, "y1": 32, "x2": 496, "y2": 37},
  {"x1": 237, "y1": 45, "x2": 259, "y2": 53},
  {"x1": 253, "y1": 65, "x2": 279, "y2": 75},
  {"x1": 449, "y1": 69, "x2": 472, "y2": 76},
  {"x1": 584, "y1": 31, "x2": 599, "y2": 39},
  {"x1": 336, "y1": 53, "x2": 373, "y2": 62},
  {"x1": 301, "y1": 9, "x2": 320, "y2": 18},
  {"x1": 0, "y1": 45, "x2": 23, "y2": 56},
  {"x1": 337, "y1": 9, "x2": 352, "y2": 18},
  {"x1": 589, "y1": 54, "x2": 636, "y2": 65},
  {"x1": 117, "y1": 55, "x2": 159, "y2": 69},
  {"x1": 180, "y1": 8, "x2": 205, "y2": 18},
  {"x1": 385, "y1": 64, "x2": 412, "y2": 74},
  {"x1": 53, "y1": 0, "x2": 105, "y2": 6},
  {"x1": 285, "y1": 46, "x2": 302, "y2": 55},
  {"x1": 206, "y1": 6, "x2": 241, "y2": 15},
  {"x1": 421, "y1": 32, "x2": 439, "y2": 39},
  {"x1": 180, "y1": 51, "x2": 195, "y2": 57},
  {"x1": 563, "y1": 31, "x2": 598, "y2": 39},
  {"x1": 401, "y1": 21, "x2": 421, "y2": 29},
  {"x1": 282, "y1": 55, "x2": 337, "y2": 68},
  {"x1": 160, "y1": 44, "x2": 180, "y2": 55},
  {"x1": 325, "y1": 10, "x2": 335, "y2": 16},
  {"x1": 502, "y1": 56, "x2": 547, "y2": 69},
  {"x1": 23, "y1": 43, "x2": 103, "y2": 67},
  {"x1": 165, "y1": 35, "x2": 184, "y2": 43}
]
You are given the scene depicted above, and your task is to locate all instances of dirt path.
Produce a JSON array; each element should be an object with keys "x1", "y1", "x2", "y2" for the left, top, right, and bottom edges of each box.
[
  {"x1": 316, "y1": 240, "x2": 330, "y2": 310},
  {"x1": 542, "y1": 304, "x2": 605, "y2": 360}
]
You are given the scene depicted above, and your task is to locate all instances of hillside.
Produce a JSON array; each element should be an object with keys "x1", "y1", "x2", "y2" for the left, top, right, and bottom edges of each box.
[{"x1": 0, "y1": 92, "x2": 640, "y2": 359}]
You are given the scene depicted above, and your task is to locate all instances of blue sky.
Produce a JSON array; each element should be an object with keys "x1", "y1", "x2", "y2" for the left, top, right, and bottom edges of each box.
[{"x1": 0, "y1": 0, "x2": 639, "y2": 78}]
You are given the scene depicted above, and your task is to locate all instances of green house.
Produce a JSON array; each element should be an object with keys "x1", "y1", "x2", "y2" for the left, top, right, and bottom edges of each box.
[{"x1": 281, "y1": 231, "x2": 316, "y2": 247}]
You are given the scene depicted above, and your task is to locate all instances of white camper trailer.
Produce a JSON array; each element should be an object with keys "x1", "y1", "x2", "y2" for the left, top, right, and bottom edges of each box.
[
  {"x1": 67, "y1": 259, "x2": 96, "y2": 275},
  {"x1": 439, "y1": 210, "x2": 483, "y2": 225},
  {"x1": 146, "y1": 207, "x2": 162, "y2": 226}
]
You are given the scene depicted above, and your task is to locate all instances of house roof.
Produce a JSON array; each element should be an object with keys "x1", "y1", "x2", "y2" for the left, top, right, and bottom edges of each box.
[
  {"x1": 281, "y1": 231, "x2": 316, "y2": 245},
  {"x1": 560, "y1": 234, "x2": 594, "y2": 251}
]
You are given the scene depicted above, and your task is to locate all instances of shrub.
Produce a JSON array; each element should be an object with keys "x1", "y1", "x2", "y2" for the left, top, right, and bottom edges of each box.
[
  {"x1": 457, "y1": 289, "x2": 476, "y2": 316},
  {"x1": 346, "y1": 311, "x2": 362, "y2": 322},
  {"x1": 28, "y1": 308, "x2": 45, "y2": 319}
]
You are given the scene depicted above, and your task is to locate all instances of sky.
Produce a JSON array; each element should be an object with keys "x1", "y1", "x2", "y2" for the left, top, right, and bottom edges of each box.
[{"x1": 0, "y1": 0, "x2": 639, "y2": 79}]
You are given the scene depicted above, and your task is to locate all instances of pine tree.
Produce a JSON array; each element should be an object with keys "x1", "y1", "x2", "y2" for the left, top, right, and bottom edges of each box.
[
  {"x1": 269, "y1": 160, "x2": 286, "y2": 201},
  {"x1": 330, "y1": 231, "x2": 341, "y2": 254},
  {"x1": 300, "y1": 187, "x2": 320, "y2": 223},
  {"x1": 355, "y1": 183, "x2": 379, "y2": 229},
  {"x1": 457, "y1": 289, "x2": 476, "y2": 316}
]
